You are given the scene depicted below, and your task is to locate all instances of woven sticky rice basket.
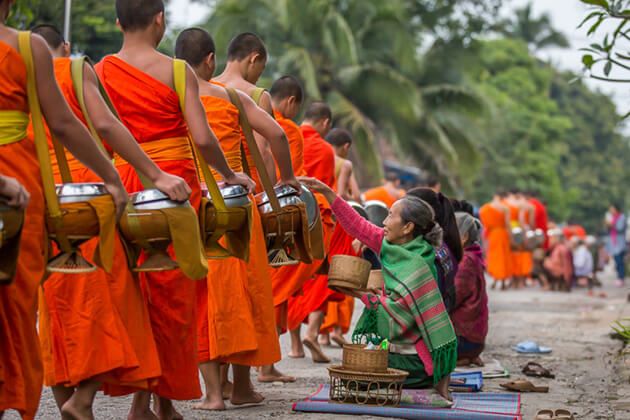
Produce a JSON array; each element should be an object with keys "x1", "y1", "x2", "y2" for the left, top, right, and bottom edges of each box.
[
  {"x1": 328, "y1": 255, "x2": 371, "y2": 292},
  {"x1": 342, "y1": 343, "x2": 388, "y2": 373}
]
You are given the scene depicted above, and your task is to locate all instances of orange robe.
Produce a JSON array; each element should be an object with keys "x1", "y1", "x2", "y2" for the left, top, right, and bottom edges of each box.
[
  {"x1": 33, "y1": 57, "x2": 161, "y2": 393},
  {"x1": 0, "y1": 40, "x2": 46, "y2": 420},
  {"x1": 96, "y1": 56, "x2": 201, "y2": 400},
  {"x1": 195, "y1": 94, "x2": 262, "y2": 364},
  {"x1": 363, "y1": 185, "x2": 403, "y2": 208},
  {"x1": 479, "y1": 203, "x2": 512, "y2": 281},
  {"x1": 285, "y1": 125, "x2": 337, "y2": 330},
  {"x1": 507, "y1": 204, "x2": 531, "y2": 278}
]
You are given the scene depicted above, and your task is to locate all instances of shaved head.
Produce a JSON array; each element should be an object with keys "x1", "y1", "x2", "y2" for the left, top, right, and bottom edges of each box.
[
  {"x1": 226, "y1": 32, "x2": 267, "y2": 61},
  {"x1": 175, "y1": 27, "x2": 215, "y2": 67},
  {"x1": 270, "y1": 75, "x2": 303, "y2": 103},
  {"x1": 304, "y1": 101, "x2": 332, "y2": 122},
  {"x1": 31, "y1": 24, "x2": 64, "y2": 49},
  {"x1": 116, "y1": 0, "x2": 164, "y2": 31},
  {"x1": 325, "y1": 128, "x2": 352, "y2": 147}
]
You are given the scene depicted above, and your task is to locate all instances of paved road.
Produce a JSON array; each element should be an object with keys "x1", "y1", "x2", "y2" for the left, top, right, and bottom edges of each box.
[{"x1": 5, "y1": 266, "x2": 630, "y2": 419}]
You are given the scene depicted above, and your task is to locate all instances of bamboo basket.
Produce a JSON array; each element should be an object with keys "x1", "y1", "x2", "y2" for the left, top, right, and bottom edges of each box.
[
  {"x1": 328, "y1": 255, "x2": 371, "y2": 292},
  {"x1": 342, "y1": 343, "x2": 388, "y2": 373},
  {"x1": 328, "y1": 365, "x2": 408, "y2": 406}
]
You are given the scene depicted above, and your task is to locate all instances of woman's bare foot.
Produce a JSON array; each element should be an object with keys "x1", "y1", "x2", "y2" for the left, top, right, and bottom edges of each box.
[
  {"x1": 435, "y1": 376, "x2": 452, "y2": 402},
  {"x1": 61, "y1": 397, "x2": 94, "y2": 420},
  {"x1": 258, "y1": 365, "x2": 296, "y2": 383},
  {"x1": 472, "y1": 356, "x2": 485, "y2": 367},
  {"x1": 302, "y1": 338, "x2": 331, "y2": 363}
]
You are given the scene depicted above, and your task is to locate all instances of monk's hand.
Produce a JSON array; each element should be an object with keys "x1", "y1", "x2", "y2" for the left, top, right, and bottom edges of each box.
[
  {"x1": 0, "y1": 175, "x2": 30, "y2": 210},
  {"x1": 104, "y1": 179, "x2": 129, "y2": 221},
  {"x1": 153, "y1": 172, "x2": 191, "y2": 202},
  {"x1": 224, "y1": 172, "x2": 256, "y2": 194},
  {"x1": 280, "y1": 177, "x2": 302, "y2": 194}
]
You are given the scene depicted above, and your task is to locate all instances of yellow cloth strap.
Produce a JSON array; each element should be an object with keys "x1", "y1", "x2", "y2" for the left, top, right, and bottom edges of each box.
[
  {"x1": 164, "y1": 206, "x2": 209, "y2": 279},
  {"x1": 171, "y1": 59, "x2": 228, "y2": 214},
  {"x1": 0, "y1": 110, "x2": 28, "y2": 145},
  {"x1": 114, "y1": 136, "x2": 193, "y2": 165},
  {"x1": 250, "y1": 87, "x2": 274, "y2": 119},
  {"x1": 226, "y1": 87, "x2": 281, "y2": 212},
  {"x1": 18, "y1": 31, "x2": 72, "y2": 252}
]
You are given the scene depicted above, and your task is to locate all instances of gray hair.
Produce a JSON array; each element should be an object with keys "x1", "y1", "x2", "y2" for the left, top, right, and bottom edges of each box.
[
  {"x1": 399, "y1": 196, "x2": 443, "y2": 246},
  {"x1": 455, "y1": 212, "x2": 481, "y2": 247}
]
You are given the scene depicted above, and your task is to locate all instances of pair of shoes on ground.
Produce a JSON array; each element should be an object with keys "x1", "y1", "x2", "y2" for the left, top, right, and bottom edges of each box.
[{"x1": 535, "y1": 408, "x2": 574, "y2": 419}]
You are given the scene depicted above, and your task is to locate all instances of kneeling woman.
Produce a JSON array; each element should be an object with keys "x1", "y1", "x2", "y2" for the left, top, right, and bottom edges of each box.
[{"x1": 301, "y1": 177, "x2": 457, "y2": 400}]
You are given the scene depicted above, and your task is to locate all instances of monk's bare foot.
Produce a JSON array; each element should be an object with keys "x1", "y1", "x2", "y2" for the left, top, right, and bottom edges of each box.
[
  {"x1": 193, "y1": 397, "x2": 225, "y2": 411},
  {"x1": 435, "y1": 376, "x2": 452, "y2": 402},
  {"x1": 61, "y1": 397, "x2": 94, "y2": 420},
  {"x1": 288, "y1": 351, "x2": 305, "y2": 358},
  {"x1": 221, "y1": 380, "x2": 233, "y2": 400},
  {"x1": 127, "y1": 409, "x2": 158, "y2": 420},
  {"x1": 155, "y1": 398, "x2": 183, "y2": 420},
  {"x1": 258, "y1": 365, "x2": 296, "y2": 383},
  {"x1": 330, "y1": 334, "x2": 347, "y2": 348},
  {"x1": 230, "y1": 389, "x2": 265, "y2": 406},
  {"x1": 302, "y1": 338, "x2": 330, "y2": 363},
  {"x1": 318, "y1": 334, "x2": 331, "y2": 346}
]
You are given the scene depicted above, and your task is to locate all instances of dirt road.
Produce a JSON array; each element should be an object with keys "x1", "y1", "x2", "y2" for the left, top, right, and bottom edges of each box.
[{"x1": 6, "y1": 267, "x2": 630, "y2": 419}]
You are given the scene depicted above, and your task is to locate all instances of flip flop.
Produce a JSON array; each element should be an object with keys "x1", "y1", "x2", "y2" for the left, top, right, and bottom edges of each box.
[
  {"x1": 554, "y1": 409, "x2": 575, "y2": 419},
  {"x1": 534, "y1": 409, "x2": 554, "y2": 420},
  {"x1": 512, "y1": 340, "x2": 552, "y2": 354},
  {"x1": 522, "y1": 362, "x2": 555, "y2": 378},
  {"x1": 500, "y1": 380, "x2": 549, "y2": 393}
]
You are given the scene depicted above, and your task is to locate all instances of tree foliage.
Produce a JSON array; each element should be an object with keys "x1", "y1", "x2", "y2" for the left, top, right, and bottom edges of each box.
[{"x1": 501, "y1": 2, "x2": 570, "y2": 50}]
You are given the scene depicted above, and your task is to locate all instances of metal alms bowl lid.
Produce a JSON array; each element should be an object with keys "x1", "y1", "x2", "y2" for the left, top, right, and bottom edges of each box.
[
  {"x1": 298, "y1": 184, "x2": 318, "y2": 227},
  {"x1": 131, "y1": 189, "x2": 190, "y2": 210},
  {"x1": 56, "y1": 182, "x2": 108, "y2": 203},
  {"x1": 204, "y1": 184, "x2": 251, "y2": 207},
  {"x1": 348, "y1": 201, "x2": 368, "y2": 220},
  {"x1": 258, "y1": 195, "x2": 302, "y2": 215},
  {"x1": 255, "y1": 185, "x2": 299, "y2": 206},
  {"x1": 364, "y1": 200, "x2": 389, "y2": 227}
]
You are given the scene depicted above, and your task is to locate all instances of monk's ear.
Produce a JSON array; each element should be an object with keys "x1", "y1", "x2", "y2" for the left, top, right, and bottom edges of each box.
[
  {"x1": 155, "y1": 11, "x2": 165, "y2": 27},
  {"x1": 206, "y1": 52, "x2": 215, "y2": 66}
]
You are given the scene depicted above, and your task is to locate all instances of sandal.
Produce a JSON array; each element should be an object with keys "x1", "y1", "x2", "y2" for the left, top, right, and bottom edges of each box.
[
  {"x1": 534, "y1": 409, "x2": 554, "y2": 420},
  {"x1": 522, "y1": 362, "x2": 555, "y2": 379},
  {"x1": 554, "y1": 409, "x2": 575, "y2": 419},
  {"x1": 500, "y1": 379, "x2": 549, "y2": 393}
]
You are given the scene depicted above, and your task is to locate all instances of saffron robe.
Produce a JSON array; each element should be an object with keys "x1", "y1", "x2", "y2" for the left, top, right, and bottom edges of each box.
[
  {"x1": 35, "y1": 56, "x2": 161, "y2": 392},
  {"x1": 96, "y1": 55, "x2": 201, "y2": 400},
  {"x1": 196, "y1": 94, "x2": 262, "y2": 364},
  {"x1": 479, "y1": 203, "x2": 512, "y2": 281},
  {"x1": 0, "y1": 39, "x2": 46, "y2": 420},
  {"x1": 529, "y1": 197, "x2": 549, "y2": 249},
  {"x1": 285, "y1": 125, "x2": 338, "y2": 330},
  {"x1": 363, "y1": 185, "x2": 404, "y2": 208}
]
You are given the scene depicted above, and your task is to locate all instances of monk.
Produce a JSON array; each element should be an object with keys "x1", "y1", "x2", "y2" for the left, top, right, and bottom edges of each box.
[
  {"x1": 97, "y1": 2, "x2": 254, "y2": 419},
  {"x1": 286, "y1": 102, "x2": 338, "y2": 363},
  {"x1": 214, "y1": 32, "x2": 277, "y2": 191},
  {"x1": 479, "y1": 192, "x2": 512, "y2": 290},
  {"x1": 0, "y1": 6, "x2": 128, "y2": 418},
  {"x1": 175, "y1": 27, "x2": 297, "y2": 410},
  {"x1": 525, "y1": 191, "x2": 549, "y2": 249},
  {"x1": 320, "y1": 128, "x2": 360, "y2": 347},
  {"x1": 29, "y1": 24, "x2": 192, "y2": 419},
  {"x1": 214, "y1": 32, "x2": 298, "y2": 384},
  {"x1": 362, "y1": 172, "x2": 405, "y2": 208}
]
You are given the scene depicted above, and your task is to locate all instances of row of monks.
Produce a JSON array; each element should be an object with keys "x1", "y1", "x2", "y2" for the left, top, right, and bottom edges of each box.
[
  {"x1": 0, "y1": 0, "x2": 408, "y2": 418},
  {"x1": 479, "y1": 190, "x2": 549, "y2": 289}
]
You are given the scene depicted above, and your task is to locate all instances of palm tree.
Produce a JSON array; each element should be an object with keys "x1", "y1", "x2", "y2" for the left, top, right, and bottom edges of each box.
[
  {"x1": 203, "y1": 0, "x2": 484, "y2": 189},
  {"x1": 502, "y1": 2, "x2": 569, "y2": 51}
]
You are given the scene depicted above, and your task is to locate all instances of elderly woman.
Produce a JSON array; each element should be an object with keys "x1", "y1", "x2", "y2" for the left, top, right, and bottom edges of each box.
[
  {"x1": 452, "y1": 213, "x2": 488, "y2": 367},
  {"x1": 301, "y1": 177, "x2": 457, "y2": 400}
]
